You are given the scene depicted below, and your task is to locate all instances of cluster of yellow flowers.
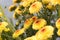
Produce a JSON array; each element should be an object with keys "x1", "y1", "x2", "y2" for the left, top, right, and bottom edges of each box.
[
  {"x1": 9, "y1": 0, "x2": 60, "y2": 19},
  {"x1": 56, "y1": 18, "x2": 60, "y2": 36},
  {"x1": 0, "y1": 12, "x2": 11, "y2": 40},
  {"x1": 24, "y1": 25, "x2": 54, "y2": 40},
  {"x1": 12, "y1": 28, "x2": 25, "y2": 38},
  {"x1": 12, "y1": 16, "x2": 34, "y2": 38},
  {"x1": 12, "y1": 16, "x2": 36, "y2": 38},
  {"x1": 9, "y1": 0, "x2": 60, "y2": 40},
  {"x1": 9, "y1": 0, "x2": 43, "y2": 18},
  {"x1": 12, "y1": 16, "x2": 54, "y2": 40}
]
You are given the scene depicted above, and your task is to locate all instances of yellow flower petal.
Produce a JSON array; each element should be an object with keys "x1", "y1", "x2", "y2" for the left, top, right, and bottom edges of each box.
[
  {"x1": 24, "y1": 36, "x2": 37, "y2": 40},
  {"x1": 29, "y1": 1, "x2": 42, "y2": 14},
  {"x1": 35, "y1": 25, "x2": 54, "y2": 39},
  {"x1": 4, "y1": 28, "x2": 10, "y2": 32},
  {"x1": 0, "y1": 22, "x2": 8, "y2": 31},
  {"x1": 30, "y1": 16, "x2": 38, "y2": 22},
  {"x1": 22, "y1": 1, "x2": 30, "y2": 7},
  {"x1": 32, "y1": 19, "x2": 47, "y2": 30},
  {"x1": 57, "y1": 0, "x2": 60, "y2": 5},
  {"x1": 24, "y1": 35, "x2": 49, "y2": 40},
  {"x1": 24, "y1": 18, "x2": 32, "y2": 29},
  {"x1": 12, "y1": 28, "x2": 25, "y2": 38},
  {"x1": 2, "y1": 22, "x2": 8, "y2": 27},
  {"x1": 57, "y1": 29, "x2": 60, "y2": 36},
  {"x1": 56, "y1": 18, "x2": 60, "y2": 29},
  {"x1": 0, "y1": 21, "x2": 9, "y2": 37},
  {"x1": 37, "y1": 38, "x2": 49, "y2": 40}
]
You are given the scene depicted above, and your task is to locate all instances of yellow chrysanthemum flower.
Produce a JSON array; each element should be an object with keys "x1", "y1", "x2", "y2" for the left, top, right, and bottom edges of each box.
[
  {"x1": 12, "y1": 28, "x2": 25, "y2": 38},
  {"x1": 0, "y1": 21, "x2": 10, "y2": 37},
  {"x1": 0, "y1": 22, "x2": 8, "y2": 27},
  {"x1": 56, "y1": 18, "x2": 60, "y2": 29},
  {"x1": 42, "y1": 0, "x2": 50, "y2": 4},
  {"x1": 22, "y1": 0, "x2": 35, "y2": 7},
  {"x1": 0, "y1": 22, "x2": 8, "y2": 32},
  {"x1": 24, "y1": 18, "x2": 32, "y2": 29},
  {"x1": 30, "y1": 16, "x2": 38, "y2": 22},
  {"x1": 32, "y1": 19, "x2": 47, "y2": 30},
  {"x1": 24, "y1": 36, "x2": 49, "y2": 40},
  {"x1": 4, "y1": 28, "x2": 10, "y2": 32},
  {"x1": 24, "y1": 36, "x2": 37, "y2": 40},
  {"x1": 29, "y1": 1, "x2": 42, "y2": 14},
  {"x1": 35, "y1": 25, "x2": 54, "y2": 39},
  {"x1": 57, "y1": 29, "x2": 60, "y2": 36},
  {"x1": 9, "y1": 4, "x2": 17, "y2": 11},
  {"x1": 22, "y1": 1, "x2": 30, "y2": 7}
]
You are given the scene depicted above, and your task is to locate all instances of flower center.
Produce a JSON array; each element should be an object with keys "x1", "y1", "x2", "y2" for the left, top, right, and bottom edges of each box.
[
  {"x1": 32, "y1": 4, "x2": 36, "y2": 7},
  {"x1": 41, "y1": 28, "x2": 45, "y2": 32},
  {"x1": 15, "y1": 29, "x2": 20, "y2": 33},
  {"x1": 32, "y1": 17, "x2": 36, "y2": 21},
  {"x1": 58, "y1": 19, "x2": 60, "y2": 22},
  {"x1": 36, "y1": 20, "x2": 39, "y2": 23}
]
